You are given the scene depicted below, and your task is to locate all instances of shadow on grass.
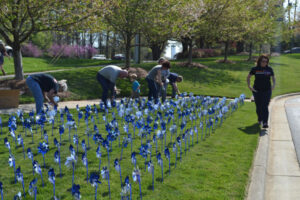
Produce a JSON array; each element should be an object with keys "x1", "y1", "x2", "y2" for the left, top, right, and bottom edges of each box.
[{"x1": 238, "y1": 123, "x2": 260, "y2": 134}]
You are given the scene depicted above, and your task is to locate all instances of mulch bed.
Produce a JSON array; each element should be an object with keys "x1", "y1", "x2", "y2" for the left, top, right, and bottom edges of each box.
[{"x1": 177, "y1": 62, "x2": 208, "y2": 69}]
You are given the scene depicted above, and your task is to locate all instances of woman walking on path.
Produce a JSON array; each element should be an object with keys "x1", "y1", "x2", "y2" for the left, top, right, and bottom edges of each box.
[
  {"x1": 26, "y1": 73, "x2": 68, "y2": 114},
  {"x1": 146, "y1": 58, "x2": 171, "y2": 103},
  {"x1": 247, "y1": 55, "x2": 276, "y2": 128},
  {"x1": 96, "y1": 65, "x2": 128, "y2": 105},
  {"x1": 0, "y1": 40, "x2": 10, "y2": 75}
]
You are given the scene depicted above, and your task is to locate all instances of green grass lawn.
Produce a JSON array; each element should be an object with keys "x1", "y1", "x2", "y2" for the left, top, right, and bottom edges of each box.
[
  {"x1": 2, "y1": 57, "x2": 122, "y2": 75},
  {"x1": 0, "y1": 102, "x2": 259, "y2": 199},
  {"x1": 19, "y1": 54, "x2": 300, "y2": 104}
]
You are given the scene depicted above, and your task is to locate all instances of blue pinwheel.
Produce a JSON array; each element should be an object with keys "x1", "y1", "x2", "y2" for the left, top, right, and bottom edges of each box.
[
  {"x1": 120, "y1": 137, "x2": 129, "y2": 161},
  {"x1": 43, "y1": 130, "x2": 49, "y2": 143},
  {"x1": 4, "y1": 137, "x2": 12, "y2": 155},
  {"x1": 0, "y1": 182, "x2": 3, "y2": 200},
  {"x1": 28, "y1": 178, "x2": 37, "y2": 200},
  {"x1": 114, "y1": 158, "x2": 122, "y2": 187},
  {"x1": 182, "y1": 133, "x2": 187, "y2": 156},
  {"x1": 66, "y1": 113, "x2": 76, "y2": 142},
  {"x1": 47, "y1": 110, "x2": 56, "y2": 136},
  {"x1": 0, "y1": 117, "x2": 2, "y2": 135},
  {"x1": 164, "y1": 147, "x2": 171, "y2": 175},
  {"x1": 8, "y1": 155, "x2": 17, "y2": 183},
  {"x1": 156, "y1": 152, "x2": 163, "y2": 182},
  {"x1": 121, "y1": 176, "x2": 131, "y2": 200},
  {"x1": 8, "y1": 117, "x2": 17, "y2": 147},
  {"x1": 173, "y1": 142, "x2": 178, "y2": 168},
  {"x1": 132, "y1": 167, "x2": 142, "y2": 200},
  {"x1": 96, "y1": 146, "x2": 102, "y2": 172},
  {"x1": 48, "y1": 168, "x2": 56, "y2": 199},
  {"x1": 71, "y1": 184, "x2": 81, "y2": 200},
  {"x1": 147, "y1": 161, "x2": 155, "y2": 190},
  {"x1": 102, "y1": 139, "x2": 110, "y2": 168},
  {"x1": 78, "y1": 111, "x2": 83, "y2": 127},
  {"x1": 81, "y1": 139, "x2": 87, "y2": 155},
  {"x1": 169, "y1": 124, "x2": 177, "y2": 143},
  {"x1": 101, "y1": 166, "x2": 111, "y2": 199},
  {"x1": 27, "y1": 148, "x2": 34, "y2": 175},
  {"x1": 139, "y1": 144, "x2": 149, "y2": 171},
  {"x1": 90, "y1": 172, "x2": 101, "y2": 200},
  {"x1": 24, "y1": 119, "x2": 33, "y2": 142},
  {"x1": 54, "y1": 150, "x2": 62, "y2": 178},
  {"x1": 16, "y1": 167, "x2": 25, "y2": 197},
  {"x1": 73, "y1": 134, "x2": 79, "y2": 153},
  {"x1": 33, "y1": 160, "x2": 44, "y2": 187},
  {"x1": 157, "y1": 130, "x2": 164, "y2": 152},
  {"x1": 59, "y1": 125, "x2": 64, "y2": 144},
  {"x1": 37, "y1": 141, "x2": 49, "y2": 167},
  {"x1": 13, "y1": 192, "x2": 22, "y2": 200},
  {"x1": 153, "y1": 135, "x2": 158, "y2": 156},
  {"x1": 82, "y1": 153, "x2": 88, "y2": 183},
  {"x1": 65, "y1": 145, "x2": 77, "y2": 187},
  {"x1": 131, "y1": 152, "x2": 137, "y2": 168}
]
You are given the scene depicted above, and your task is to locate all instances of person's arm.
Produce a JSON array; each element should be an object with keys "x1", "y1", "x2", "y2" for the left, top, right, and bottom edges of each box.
[
  {"x1": 172, "y1": 82, "x2": 180, "y2": 94},
  {"x1": 247, "y1": 74, "x2": 257, "y2": 92},
  {"x1": 271, "y1": 76, "x2": 276, "y2": 90},
  {"x1": 156, "y1": 70, "x2": 163, "y2": 86},
  {"x1": 47, "y1": 89, "x2": 58, "y2": 106}
]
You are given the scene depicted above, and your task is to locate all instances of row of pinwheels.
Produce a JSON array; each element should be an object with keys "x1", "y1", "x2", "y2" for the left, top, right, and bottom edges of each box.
[{"x1": 0, "y1": 93, "x2": 245, "y2": 199}]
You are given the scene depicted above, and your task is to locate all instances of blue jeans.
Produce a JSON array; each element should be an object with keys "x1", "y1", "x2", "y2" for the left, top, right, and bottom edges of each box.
[
  {"x1": 159, "y1": 82, "x2": 168, "y2": 103},
  {"x1": 96, "y1": 73, "x2": 115, "y2": 105},
  {"x1": 146, "y1": 77, "x2": 159, "y2": 103},
  {"x1": 26, "y1": 76, "x2": 44, "y2": 114}
]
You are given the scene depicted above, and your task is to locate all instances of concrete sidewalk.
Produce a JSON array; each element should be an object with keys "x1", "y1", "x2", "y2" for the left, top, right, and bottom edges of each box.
[
  {"x1": 0, "y1": 99, "x2": 102, "y2": 114},
  {"x1": 247, "y1": 94, "x2": 300, "y2": 200}
]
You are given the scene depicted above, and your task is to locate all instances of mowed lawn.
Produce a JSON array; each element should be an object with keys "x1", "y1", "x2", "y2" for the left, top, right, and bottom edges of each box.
[
  {"x1": 0, "y1": 102, "x2": 259, "y2": 200},
  {"x1": 2, "y1": 57, "x2": 122, "y2": 75},
  {"x1": 18, "y1": 54, "x2": 300, "y2": 104}
]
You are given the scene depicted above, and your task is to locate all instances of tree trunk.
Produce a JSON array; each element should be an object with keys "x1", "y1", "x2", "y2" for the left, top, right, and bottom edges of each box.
[
  {"x1": 247, "y1": 42, "x2": 253, "y2": 61},
  {"x1": 187, "y1": 39, "x2": 193, "y2": 64},
  {"x1": 12, "y1": 45, "x2": 24, "y2": 80},
  {"x1": 224, "y1": 40, "x2": 229, "y2": 62},
  {"x1": 137, "y1": 34, "x2": 141, "y2": 63},
  {"x1": 181, "y1": 37, "x2": 189, "y2": 57},
  {"x1": 98, "y1": 33, "x2": 102, "y2": 53},
  {"x1": 82, "y1": 32, "x2": 86, "y2": 46},
  {"x1": 150, "y1": 44, "x2": 164, "y2": 61},
  {"x1": 125, "y1": 33, "x2": 132, "y2": 69},
  {"x1": 236, "y1": 41, "x2": 244, "y2": 53},
  {"x1": 105, "y1": 31, "x2": 110, "y2": 58},
  {"x1": 198, "y1": 37, "x2": 205, "y2": 49},
  {"x1": 89, "y1": 33, "x2": 93, "y2": 46},
  {"x1": 110, "y1": 33, "x2": 116, "y2": 60}
]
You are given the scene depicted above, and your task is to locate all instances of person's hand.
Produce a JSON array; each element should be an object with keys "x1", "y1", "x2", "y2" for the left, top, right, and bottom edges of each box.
[
  {"x1": 248, "y1": 86, "x2": 257, "y2": 92},
  {"x1": 272, "y1": 85, "x2": 275, "y2": 90}
]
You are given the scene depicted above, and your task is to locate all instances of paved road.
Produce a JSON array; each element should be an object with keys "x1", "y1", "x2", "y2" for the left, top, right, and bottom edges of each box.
[{"x1": 285, "y1": 96, "x2": 300, "y2": 164}]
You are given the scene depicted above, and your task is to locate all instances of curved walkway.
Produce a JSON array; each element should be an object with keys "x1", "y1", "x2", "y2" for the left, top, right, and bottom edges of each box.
[
  {"x1": 0, "y1": 99, "x2": 102, "y2": 114},
  {"x1": 247, "y1": 93, "x2": 300, "y2": 200}
]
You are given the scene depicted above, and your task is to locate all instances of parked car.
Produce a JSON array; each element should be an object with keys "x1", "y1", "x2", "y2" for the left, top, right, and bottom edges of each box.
[
  {"x1": 112, "y1": 54, "x2": 125, "y2": 60},
  {"x1": 291, "y1": 47, "x2": 300, "y2": 53},
  {"x1": 91, "y1": 54, "x2": 106, "y2": 60},
  {"x1": 5, "y1": 46, "x2": 13, "y2": 56}
]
